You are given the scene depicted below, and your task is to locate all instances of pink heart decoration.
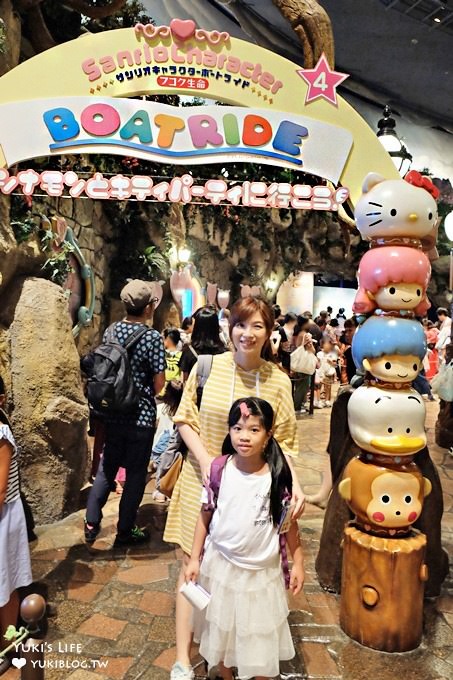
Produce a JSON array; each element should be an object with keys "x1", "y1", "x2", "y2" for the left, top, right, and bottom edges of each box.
[{"x1": 170, "y1": 18, "x2": 196, "y2": 42}]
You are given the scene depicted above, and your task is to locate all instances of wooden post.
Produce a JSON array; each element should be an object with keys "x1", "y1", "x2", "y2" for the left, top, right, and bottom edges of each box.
[{"x1": 340, "y1": 525, "x2": 427, "y2": 652}]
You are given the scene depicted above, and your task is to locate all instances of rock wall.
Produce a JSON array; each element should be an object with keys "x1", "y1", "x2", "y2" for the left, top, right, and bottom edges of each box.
[{"x1": 3, "y1": 278, "x2": 88, "y2": 522}]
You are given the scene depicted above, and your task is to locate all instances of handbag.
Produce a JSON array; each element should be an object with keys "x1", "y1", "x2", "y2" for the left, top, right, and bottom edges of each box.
[
  {"x1": 431, "y1": 362, "x2": 453, "y2": 402},
  {"x1": 158, "y1": 451, "x2": 184, "y2": 498},
  {"x1": 290, "y1": 345, "x2": 317, "y2": 375},
  {"x1": 156, "y1": 428, "x2": 187, "y2": 498}
]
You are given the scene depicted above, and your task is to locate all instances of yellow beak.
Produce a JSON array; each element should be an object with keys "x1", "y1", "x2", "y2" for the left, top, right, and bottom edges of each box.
[
  {"x1": 370, "y1": 435, "x2": 425, "y2": 454},
  {"x1": 408, "y1": 213, "x2": 418, "y2": 222}
]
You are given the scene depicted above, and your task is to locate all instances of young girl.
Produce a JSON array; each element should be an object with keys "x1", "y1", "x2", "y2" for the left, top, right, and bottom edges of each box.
[
  {"x1": 185, "y1": 397, "x2": 304, "y2": 680},
  {"x1": 316, "y1": 340, "x2": 338, "y2": 407},
  {"x1": 0, "y1": 377, "x2": 32, "y2": 674},
  {"x1": 152, "y1": 380, "x2": 183, "y2": 501}
]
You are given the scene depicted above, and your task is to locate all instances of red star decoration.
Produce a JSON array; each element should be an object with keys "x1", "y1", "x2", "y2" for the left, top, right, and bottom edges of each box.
[{"x1": 297, "y1": 53, "x2": 349, "y2": 106}]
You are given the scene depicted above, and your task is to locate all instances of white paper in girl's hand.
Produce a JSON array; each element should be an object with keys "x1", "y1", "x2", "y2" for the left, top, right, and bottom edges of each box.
[{"x1": 179, "y1": 581, "x2": 211, "y2": 610}]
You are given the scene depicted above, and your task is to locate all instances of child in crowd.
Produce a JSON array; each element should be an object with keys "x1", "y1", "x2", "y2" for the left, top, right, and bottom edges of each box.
[
  {"x1": 163, "y1": 328, "x2": 182, "y2": 384},
  {"x1": 0, "y1": 377, "x2": 32, "y2": 674},
  {"x1": 152, "y1": 380, "x2": 184, "y2": 502},
  {"x1": 316, "y1": 340, "x2": 338, "y2": 407},
  {"x1": 185, "y1": 397, "x2": 304, "y2": 680}
]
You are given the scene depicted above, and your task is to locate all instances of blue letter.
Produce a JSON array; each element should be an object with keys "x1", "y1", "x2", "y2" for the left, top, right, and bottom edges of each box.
[
  {"x1": 43, "y1": 108, "x2": 80, "y2": 142},
  {"x1": 273, "y1": 121, "x2": 308, "y2": 157}
]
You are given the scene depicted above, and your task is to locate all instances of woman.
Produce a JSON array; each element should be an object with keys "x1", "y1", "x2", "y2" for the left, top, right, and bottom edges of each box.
[
  {"x1": 292, "y1": 315, "x2": 316, "y2": 414},
  {"x1": 178, "y1": 305, "x2": 225, "y2": 383},
  {"x1": 278, "y1": 312, "x2": 298, "y2": 372},
  {"x1": 164, "y1": 297, "x2": 304, "y2": 680}
]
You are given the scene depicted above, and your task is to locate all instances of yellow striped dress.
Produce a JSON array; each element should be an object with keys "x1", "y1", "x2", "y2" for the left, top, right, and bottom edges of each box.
[{"x1": 163, "y1": 352, "x2": 299, "y2": 554}]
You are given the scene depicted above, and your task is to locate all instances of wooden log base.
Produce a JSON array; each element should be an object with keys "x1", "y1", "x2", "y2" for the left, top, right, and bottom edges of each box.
[{"x1": 340, "y1": 525, "x2": 427, "y2": 652}]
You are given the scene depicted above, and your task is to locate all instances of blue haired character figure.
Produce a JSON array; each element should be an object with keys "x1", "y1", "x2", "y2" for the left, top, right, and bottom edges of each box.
[
  {"x1": 185, "y1": 397, "x2": 304, "y2": 680},
  {"x1": 352, "y1": 316, "x2": 426, "y2": 384}
]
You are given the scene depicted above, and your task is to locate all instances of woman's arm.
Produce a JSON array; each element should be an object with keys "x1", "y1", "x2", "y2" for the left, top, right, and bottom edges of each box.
[
  {"x1": 285, "y1": 454, "x2": 305, "y2": 519},
  {"x1": 185, "y1": 509, "x2": 213, "y2": 582},
  {"x1": 286, "y1": 521, "x2": 305, "y2": 595},
  {"x1": 0, "y1": 440, "x2": 12, "y2": 511},
  {"x1": 177, "y1": 423, "x2": 211, "y2": 484}
]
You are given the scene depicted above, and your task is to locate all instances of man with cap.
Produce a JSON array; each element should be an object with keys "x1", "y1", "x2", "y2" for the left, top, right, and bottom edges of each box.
[{"x1": 84, "y1": 280, "x2": 166, "y2": 546}]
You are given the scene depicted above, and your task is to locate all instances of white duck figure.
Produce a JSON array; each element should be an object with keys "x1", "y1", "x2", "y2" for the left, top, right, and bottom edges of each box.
[{"x1": 348, "y1": 385, "x2": 426, "y2": 457}]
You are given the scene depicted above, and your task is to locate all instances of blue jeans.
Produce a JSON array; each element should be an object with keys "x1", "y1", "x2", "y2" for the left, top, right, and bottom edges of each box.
[
  {"x1": 86, "y1": 423, "x2": 154, "y2": 537},
  {"x1": 413, "y1": 370, "x2": 433, "y2": 398}
]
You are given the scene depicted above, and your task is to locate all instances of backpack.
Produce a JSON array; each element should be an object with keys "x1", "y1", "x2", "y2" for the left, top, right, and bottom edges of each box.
[
  {"x1": 203, "y1": 454, "x2": 291, "y2": 589},
  {"x1": 86, "y1": 323, "x2": 148, "y2": 414}
]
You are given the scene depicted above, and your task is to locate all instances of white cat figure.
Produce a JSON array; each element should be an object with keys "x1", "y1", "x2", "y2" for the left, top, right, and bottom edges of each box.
[{"x1": 355, "y1": 173, "x2": 438, "y2": 242}]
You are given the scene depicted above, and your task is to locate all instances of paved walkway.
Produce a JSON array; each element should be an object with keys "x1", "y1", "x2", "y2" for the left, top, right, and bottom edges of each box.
[{"x1": 3, "y1": 400, "x2": 452, "y2": 680}]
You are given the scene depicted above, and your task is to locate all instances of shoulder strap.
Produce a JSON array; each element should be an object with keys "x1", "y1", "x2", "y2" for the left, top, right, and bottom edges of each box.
[
  {"x1": 124, "y1": 325, "x2": 149, "y2": 351},
  {"x1": 196, "y1": 354, "x2": 213, "y2": 388},
  {"x1": 105, "y1": 323, "x2": 117, "y2": 344},
  {"x1": 189, "y1": 345, "x2": 198, "y2": 359},
  {"x1": 205, "y1": 454, "x2": 229, "y2": 508}
]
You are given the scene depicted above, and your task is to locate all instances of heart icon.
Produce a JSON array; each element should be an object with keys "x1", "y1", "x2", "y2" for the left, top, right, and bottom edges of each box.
[
  {"x1": 12, "y1": 658, "x2": 26, "y2": 669},
  {"x1": 170, "y1": 18, "x2": 196, "y2": 42}
]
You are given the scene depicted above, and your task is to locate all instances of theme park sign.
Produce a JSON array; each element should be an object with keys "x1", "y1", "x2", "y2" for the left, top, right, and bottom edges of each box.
[
  {"x1": 0, "y1": 98, "x2": 352, "y2": 183},
  {"x1": 0, "y1": 169, "x2": 349, "y2": 210}
]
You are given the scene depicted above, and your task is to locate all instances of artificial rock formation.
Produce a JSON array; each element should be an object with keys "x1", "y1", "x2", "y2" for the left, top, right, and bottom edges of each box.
[{"x1": 5, "y1": 278, "x2": 88, "y2": 523}]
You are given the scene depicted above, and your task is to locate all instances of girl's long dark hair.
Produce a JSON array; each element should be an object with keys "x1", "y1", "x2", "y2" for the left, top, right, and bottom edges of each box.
[
  {"x1": 222, "y1": 397, "x2": 292, "y2": 526},
  {"x1": 191, "y1": 305, "x2": 225, "y2": 354}
]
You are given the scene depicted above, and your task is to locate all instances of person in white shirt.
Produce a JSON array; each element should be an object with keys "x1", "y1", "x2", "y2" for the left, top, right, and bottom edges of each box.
[
  {"x1": 435, "y1": 307, "x2": 452, "y2": 363},
  {"x1": 316, "y1": 341, "x2": 338, "y2": 407},
  {"x1": 185, "y1": 397, "x2": 304, "y2": 680}
]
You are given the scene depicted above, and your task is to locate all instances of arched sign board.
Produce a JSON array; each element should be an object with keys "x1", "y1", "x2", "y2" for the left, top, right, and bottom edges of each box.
[{"x1": 0, "y1": 21, "x2": 399, "y2": 206}]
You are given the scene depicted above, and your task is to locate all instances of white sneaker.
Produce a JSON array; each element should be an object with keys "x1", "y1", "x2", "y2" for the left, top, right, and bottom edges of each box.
[
  {"x1": 324, "y1": 400, "x2": 332, "y2": 407},
  {"x1": 170, "y1": 662, "x2": 195, "y2": 680},
  {"x1": 313, "y1": 401, "x2": 324, "y2": 409}
]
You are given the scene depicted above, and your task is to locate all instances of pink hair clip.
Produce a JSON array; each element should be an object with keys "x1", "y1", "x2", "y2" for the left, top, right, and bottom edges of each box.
[{"x1": 239, "y1": 402, "x2": 250, "y2": 418}]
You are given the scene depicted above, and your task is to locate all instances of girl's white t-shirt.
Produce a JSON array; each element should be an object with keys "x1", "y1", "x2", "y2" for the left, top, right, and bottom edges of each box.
[{"x1": 202, "y1": 458, "x2": 279, "y2": 570}]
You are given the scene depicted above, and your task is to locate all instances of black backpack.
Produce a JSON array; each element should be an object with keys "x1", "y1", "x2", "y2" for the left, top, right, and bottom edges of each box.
[{"x1": 86, "y1": 323, "x2": 148, "y2": 414}]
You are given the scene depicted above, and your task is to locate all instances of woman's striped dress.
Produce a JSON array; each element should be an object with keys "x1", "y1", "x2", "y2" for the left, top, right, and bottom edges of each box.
[{"x1": 163, "y1": 352, "x2": 299, "y2": 554}]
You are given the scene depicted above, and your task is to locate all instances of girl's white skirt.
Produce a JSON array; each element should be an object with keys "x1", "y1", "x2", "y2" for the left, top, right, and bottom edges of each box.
[
  {"x1": 0, "y1": 498, "x2": 32, "y2": 607},
  {"x1": 193, "y1": 542, "x2": 295, "y2": 679}
]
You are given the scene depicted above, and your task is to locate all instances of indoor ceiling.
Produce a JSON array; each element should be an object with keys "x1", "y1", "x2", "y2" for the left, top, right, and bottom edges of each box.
[{"x1": 143, "y1": 0, "x2": 453, "y2": 132}]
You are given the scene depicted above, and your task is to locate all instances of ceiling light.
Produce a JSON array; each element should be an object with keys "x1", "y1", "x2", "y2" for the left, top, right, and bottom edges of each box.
[
  {"x1": 444, "y1": 212, "x2": 453, "y2": 242},
  {"x1": 434, "y1": 17, "x2": 441, "y2": 22},
  {"x1": 376, "y1": 105, "x2": 412, "y2": 176}
]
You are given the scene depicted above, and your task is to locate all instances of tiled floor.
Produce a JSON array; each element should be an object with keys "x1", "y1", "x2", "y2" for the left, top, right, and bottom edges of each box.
[{"x1": 3, "y1": 398, "x2": 452, "y2": 680}]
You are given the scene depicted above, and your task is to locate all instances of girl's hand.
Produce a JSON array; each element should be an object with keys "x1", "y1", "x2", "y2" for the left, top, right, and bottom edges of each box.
[
  {"x1": 290, "y1": 483, "x2": 305, "y2": 519},
  {"x1": 185, "y1": 558, "x2": 200, "y2": 583},
  {"x1": 289, "y1": 562, "x2": 305, "y2": 595}
]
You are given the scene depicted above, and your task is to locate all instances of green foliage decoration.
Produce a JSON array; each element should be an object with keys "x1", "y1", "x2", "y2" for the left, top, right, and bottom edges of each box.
[{"x1": 41, "y1": 228, "x2": 75, "y2": 287}]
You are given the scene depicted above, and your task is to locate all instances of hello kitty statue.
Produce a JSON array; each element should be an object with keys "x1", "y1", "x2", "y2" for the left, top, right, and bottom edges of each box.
[{"x1": 355, "y1": 172, "x2": 438, "y2": 245}]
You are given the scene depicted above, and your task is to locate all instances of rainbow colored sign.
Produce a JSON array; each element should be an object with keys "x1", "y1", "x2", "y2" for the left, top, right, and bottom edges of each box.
[{"x1": 0, "y1": 98, "x2": 352, "y2": 183}]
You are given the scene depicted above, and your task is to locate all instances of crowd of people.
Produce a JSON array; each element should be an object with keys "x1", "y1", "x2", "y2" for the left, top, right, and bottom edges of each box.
[{"x1": 1, "y1": 278, "x2": 451, "y2": 678}]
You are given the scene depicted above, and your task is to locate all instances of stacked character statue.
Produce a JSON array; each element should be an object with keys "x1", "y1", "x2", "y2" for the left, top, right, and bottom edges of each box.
[{"x1": 338, "y1": 172, "x2": 443, "y2": 651}]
